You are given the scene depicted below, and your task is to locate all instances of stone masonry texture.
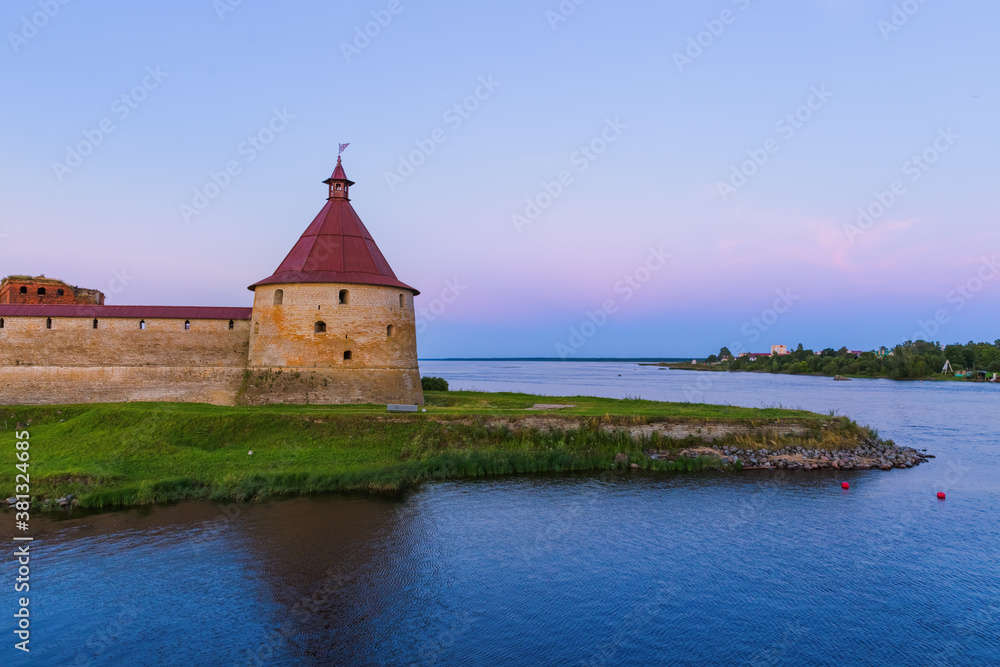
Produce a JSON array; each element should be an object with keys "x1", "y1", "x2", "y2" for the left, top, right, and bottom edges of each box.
[{"x1": 0, "y1": 283, "x2": 423, "y2": 406}]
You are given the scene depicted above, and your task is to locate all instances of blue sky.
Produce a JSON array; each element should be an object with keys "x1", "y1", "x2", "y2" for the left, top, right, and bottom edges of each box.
[{"x1": 1, "y1": 0, "x2": 997, "y2": 358}]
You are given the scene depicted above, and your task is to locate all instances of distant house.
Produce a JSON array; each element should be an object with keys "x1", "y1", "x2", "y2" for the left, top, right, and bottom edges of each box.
[
  {"x1": 770, "y1": 345, "x2": 789, "y2": 356},
  {"x1": 739, "y1": 352, "x2": 772, "y2": 362}
]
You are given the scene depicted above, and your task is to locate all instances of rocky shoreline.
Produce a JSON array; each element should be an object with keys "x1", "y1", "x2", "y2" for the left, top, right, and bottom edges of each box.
[
  {"x1": 468, "y1": 415, "x2": 933, "y2": 472},
  {"x1": 651, "y1": 440, "x2": 933, "y2": 471}
]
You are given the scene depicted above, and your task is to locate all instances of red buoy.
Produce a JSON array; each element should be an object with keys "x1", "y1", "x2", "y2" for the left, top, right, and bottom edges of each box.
[
  {"x1": 937, "y1": 492, "x2": 946, "y2": 500},
  {"x1": 842, "y1": 482, "x2": 850, "y2": 490}
]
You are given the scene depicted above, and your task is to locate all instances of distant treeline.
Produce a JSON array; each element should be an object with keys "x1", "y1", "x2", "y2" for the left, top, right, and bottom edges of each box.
[{"x1": 708, "y1": 341, "x2": 1000, "y2": 379}]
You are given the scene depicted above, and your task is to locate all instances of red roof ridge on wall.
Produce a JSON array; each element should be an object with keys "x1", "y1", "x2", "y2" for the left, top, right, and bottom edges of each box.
[{"x1": 0, "y1": 304, "x2": 252, "y2": 320}]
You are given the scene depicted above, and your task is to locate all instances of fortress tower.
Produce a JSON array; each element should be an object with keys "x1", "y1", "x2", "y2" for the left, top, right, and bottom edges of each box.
[
  {"x1": 244, "y1": 157, "x2": 424, "y2": 405},
  {"x1": 0, "y1": 154, "x2": 422, "y2": 406}
]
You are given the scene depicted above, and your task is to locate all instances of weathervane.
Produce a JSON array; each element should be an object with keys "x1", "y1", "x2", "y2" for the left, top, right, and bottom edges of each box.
[{"x1": 338, "y1": 142, "x2": 350, "y2": 157}]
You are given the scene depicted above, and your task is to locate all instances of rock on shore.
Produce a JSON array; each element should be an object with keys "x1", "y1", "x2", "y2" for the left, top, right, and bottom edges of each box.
[{"x1": 714, "y1": 441, "x2": 931, "y2": 470}]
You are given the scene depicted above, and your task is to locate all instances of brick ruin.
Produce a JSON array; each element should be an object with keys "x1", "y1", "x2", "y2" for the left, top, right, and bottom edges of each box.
[{"x1": 0, "y1": 276, "x2": 105, "y2": 306}]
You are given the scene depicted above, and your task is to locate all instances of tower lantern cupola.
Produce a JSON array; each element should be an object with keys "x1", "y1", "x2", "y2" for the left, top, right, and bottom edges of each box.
[{"x1": 323, "y1": 156, "x2": 355, "y2": 201}]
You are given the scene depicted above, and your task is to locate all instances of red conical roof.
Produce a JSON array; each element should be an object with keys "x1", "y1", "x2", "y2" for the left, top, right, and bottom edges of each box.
[{"x1": 249, "y1": 162, "x2": 417, "y2": 294}]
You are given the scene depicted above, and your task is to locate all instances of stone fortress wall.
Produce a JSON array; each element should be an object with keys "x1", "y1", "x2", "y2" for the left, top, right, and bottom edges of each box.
[
  {"x1": 0, "y1": 303, "x2": 422, "y2": 406},
  {"x1": 0, "y1": 366, "x2": 248, "y2": 406},
  {"x1": 0, "y1": 311, "x2": 252, "y2": 405},
  {"x1": 0, "y1": 157, "x2": 425, "y2": 407},
  {"x1": 0, "y1": 291, "x2": 422, "y2": 406},
  {"x1": 0, "y1": 316, "x2": 250, "y2": 368}
]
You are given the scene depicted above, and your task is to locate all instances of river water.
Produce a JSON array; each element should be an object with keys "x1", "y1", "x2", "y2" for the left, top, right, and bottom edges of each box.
[{"x1": 13, "y1": 362, "x2": 1000, "y2": 666}]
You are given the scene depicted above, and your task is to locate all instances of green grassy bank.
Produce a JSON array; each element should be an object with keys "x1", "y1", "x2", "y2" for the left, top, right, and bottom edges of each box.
[{"x1": 3, "y1": 391, "x2": 875, "y2": 511}]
